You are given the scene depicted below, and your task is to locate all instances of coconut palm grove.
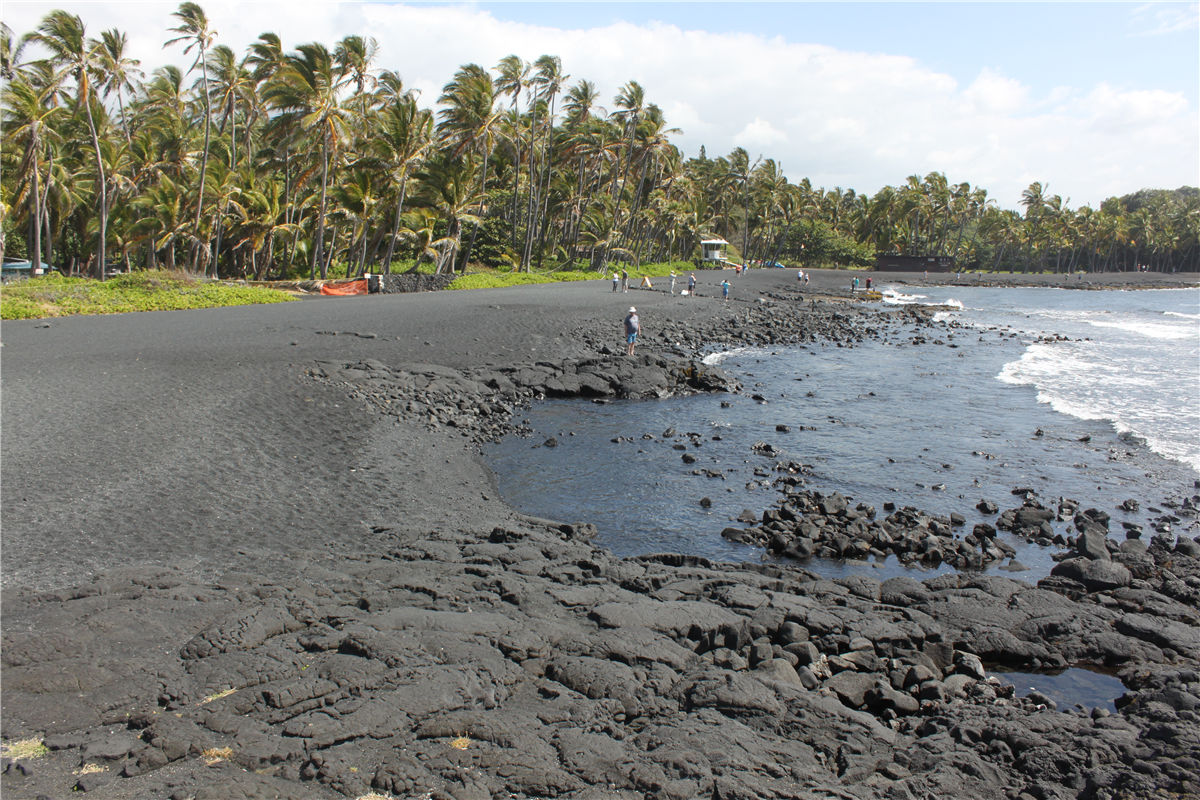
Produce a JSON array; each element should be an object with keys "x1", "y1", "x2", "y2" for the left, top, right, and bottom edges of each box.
[{"x1": 3, "y1": 5, "x2": 1198, "y2": 282}]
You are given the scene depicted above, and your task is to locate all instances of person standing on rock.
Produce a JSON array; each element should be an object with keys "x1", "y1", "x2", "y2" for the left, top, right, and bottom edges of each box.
[
  {"x1": 624, "y1": 306, "x2": 640, "y2": 356},
  {"x1": 688, "y1": 272, "x2": 697, "y2": 296}
]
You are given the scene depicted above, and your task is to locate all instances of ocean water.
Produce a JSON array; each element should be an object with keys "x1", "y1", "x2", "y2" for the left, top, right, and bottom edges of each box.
[{"x1": 485, "y1": 286, "x2": 1200, "y2": 582}]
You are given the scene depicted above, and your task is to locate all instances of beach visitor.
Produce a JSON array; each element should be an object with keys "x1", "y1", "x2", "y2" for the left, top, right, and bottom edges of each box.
[
  {"x1": 669, "y1": 271, "x2": 677, "y2": 295},
  {"x1": 852, "y1": 276, "x2": 859, "y2": 291},
  {"x1": 621, "y1": 268, "x2": 629, "y2": 293},
  {"x1": 804, "y1": 271, "x2": 810, "y2": 285},
  {"x1": 624, "y1": 306, "x2": 640, "y2": 356},
  {"x1": 721, "y1": 279, "x2": 730, "y2": 301},
  {"x1": 688, "y1": 272, "x2": 697, "y2": 296},
  {"x1": 797, "y1": 269, "x2": 803, "y2": 283},
  {"x1": 866, "y1": 277, "x2": 872, "y2": 290},
  {"x1": 612, "y1": 272, "x2": 619, "y2": 292}
]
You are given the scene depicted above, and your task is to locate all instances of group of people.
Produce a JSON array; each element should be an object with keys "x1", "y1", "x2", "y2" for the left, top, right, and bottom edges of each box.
[{"x1": 620, "y1": 268, "x2": 736, "y2": 356}]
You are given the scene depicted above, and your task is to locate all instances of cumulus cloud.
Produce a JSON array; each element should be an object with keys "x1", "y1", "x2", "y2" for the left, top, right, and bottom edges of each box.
[
  {"x1": 734, "y1": 117, "x2": 788, "y2": 148},
  {"x1": 5, "y1": 1, "x2": 1196, "y2": 208}
]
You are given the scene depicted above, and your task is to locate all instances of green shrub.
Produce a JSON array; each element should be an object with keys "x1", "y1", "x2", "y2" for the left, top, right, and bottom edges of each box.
[
  {"x1": 0, "y1": 270, "x2": 296, "y2": 319},
  {"x1": 448, "y1": 270, "x2": 595, "y2": 290}
]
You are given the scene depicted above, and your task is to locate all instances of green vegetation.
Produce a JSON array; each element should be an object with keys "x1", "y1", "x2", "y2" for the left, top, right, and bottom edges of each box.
[
  {"x1": 0, "y1": 270, "x2": 296, "y2": 319},
  {"x1": 449, "y1": 270, "x2": 593, "y2": 290},
  {"x1": 2, "y1": 8, "x2": 1197, "y2": 286}
]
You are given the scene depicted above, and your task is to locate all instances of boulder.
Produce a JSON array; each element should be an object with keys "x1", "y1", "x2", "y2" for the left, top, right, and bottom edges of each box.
[{"x1": 1051, "y1": 557, "x2": 1131, "y2": 592}]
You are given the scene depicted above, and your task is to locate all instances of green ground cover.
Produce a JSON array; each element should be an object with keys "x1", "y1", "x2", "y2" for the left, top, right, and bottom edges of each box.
[{"x1": 0, "y1": 271, "x2": 297, "y2": 320}]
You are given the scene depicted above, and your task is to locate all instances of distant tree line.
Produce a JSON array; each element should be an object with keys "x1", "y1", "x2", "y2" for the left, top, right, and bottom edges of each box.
[{"x1": 3, "y1": 6, "x2": 1198, "y2": 280}]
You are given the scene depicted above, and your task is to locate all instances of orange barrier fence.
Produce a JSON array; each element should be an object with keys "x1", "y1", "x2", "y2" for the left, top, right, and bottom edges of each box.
[{"x1": 320, "y1": 279, "x2": 368, "y2": 296}]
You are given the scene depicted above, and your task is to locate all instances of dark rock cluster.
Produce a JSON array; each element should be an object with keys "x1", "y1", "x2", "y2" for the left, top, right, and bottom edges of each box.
[
  {"x1": 723, "y1": 484, "x2": 1019, "y2": 571},
  {"x1": 310, "y1": 353, "x2": 742, "y2": 444},
  {"x1": 4, "y1": 516, "x2": 1198, "y2": 799},
  {"x1": 375, "y1": 273, "x2": 457, "y2": 294}
]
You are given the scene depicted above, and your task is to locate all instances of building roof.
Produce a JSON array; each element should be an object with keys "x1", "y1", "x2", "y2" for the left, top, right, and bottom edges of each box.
[{"x1": 699, "y1": 238, "x2": 729, "y2": 245}]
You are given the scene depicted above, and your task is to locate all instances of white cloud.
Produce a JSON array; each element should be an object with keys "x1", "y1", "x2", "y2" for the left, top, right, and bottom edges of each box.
[
  {"x1": 734, "y1": 117, "x2": 787, "y2": 148},
  {"x1": 5, "y1": 1, "x2": 1196, "y2": 209},
  {"x1": 963, "y1": 69, "x2": 1030, "y2": 116}
]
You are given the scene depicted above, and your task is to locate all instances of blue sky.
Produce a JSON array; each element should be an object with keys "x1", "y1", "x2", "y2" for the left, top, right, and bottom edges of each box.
[{"x1": 8, "y1": 1, "x2": 1198, "y2": 208}]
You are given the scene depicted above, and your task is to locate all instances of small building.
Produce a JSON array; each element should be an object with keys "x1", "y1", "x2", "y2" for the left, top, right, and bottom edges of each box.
[
  {"x1": 699, "y1": 238, "x2": 729, "y2": 264},
  {"x1": 874, "y1": 254, "x2": 956, "y2": 272}
]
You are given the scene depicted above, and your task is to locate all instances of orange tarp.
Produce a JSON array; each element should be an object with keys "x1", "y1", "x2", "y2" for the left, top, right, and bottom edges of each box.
[{"x1": 320, "y1": 279, "x2": 368, "y2": 296}]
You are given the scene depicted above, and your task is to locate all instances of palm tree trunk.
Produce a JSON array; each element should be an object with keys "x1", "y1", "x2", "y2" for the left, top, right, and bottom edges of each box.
[
  {"x1": 77, "y1": 77, "x2": 109, "y2": 279},
  {"x1": 28, "y1": 130, "x2": 42, "y2": 275},
  {"x1": 382, "y1": 174, "x2": 409, "y2": 275},
  {"x1": 312, "y1": 136, "x2": 330, "y2": 280}
]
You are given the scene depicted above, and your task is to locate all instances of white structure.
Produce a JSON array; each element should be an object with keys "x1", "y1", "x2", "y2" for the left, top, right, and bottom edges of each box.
[{"x1": 699, "y1": 238, "x2": 729, "y2": 263}]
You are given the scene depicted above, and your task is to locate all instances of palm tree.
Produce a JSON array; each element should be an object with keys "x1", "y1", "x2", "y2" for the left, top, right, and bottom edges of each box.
[
  {"x1": 528, "y1": 55, "x2": 568, "y2": 267},
  {"x1": 414, "y1": 151, "x2": 482, "y2": 274},
  {"x1": 166, "y1": 1, "x2": 217, "y2": 274},
  {"x1": 374, "y1": 94, "x2": 433, "y2": 273},
  {"x1": 95, "y1": 29, "x2": 142, "y2": 148},
  {"x1": 437, "y1": 63, "x2": 498, "y2": 270},
  {"x1": 3, "y1": 67, "x2": 64, "y2": 272},
  {"x1": 333, "y1": 34, "x2": 378, "y2": 119},
  {"x1": 264, "y1": 42, "x2": 351, "y2": 279},
  {"x1": 29, "y1": 10, "x2": 111, "y2": 278}
]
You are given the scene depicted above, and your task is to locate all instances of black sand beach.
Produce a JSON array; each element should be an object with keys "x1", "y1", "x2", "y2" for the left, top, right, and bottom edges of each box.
[{"x1": 3, "y1": 268, "x2": 1199, "y2": 800}]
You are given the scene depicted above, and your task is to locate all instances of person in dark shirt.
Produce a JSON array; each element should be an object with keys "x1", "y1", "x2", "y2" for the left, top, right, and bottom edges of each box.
[{"x1": 624, "y1": 306, "x2": 640, "y2": 356}]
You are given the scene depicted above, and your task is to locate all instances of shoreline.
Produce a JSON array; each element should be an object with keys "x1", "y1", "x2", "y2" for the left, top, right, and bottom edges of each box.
[{"x1": 3, "y1": 269, "x2": 1199, "y2": 799}]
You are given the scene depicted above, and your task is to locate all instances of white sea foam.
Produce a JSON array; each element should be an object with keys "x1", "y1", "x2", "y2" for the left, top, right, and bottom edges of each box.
[
  {"x1": 998, "y1": 338, "x2": 1200, "y2": 473},
  {"x1": 700, "y1": 347, "x2": 758, "y2": 367},
  {"x1": 880, "y1": 287, "x2": 926, "y2": 305},
  {"x1": 1164, "y1": 311, "x2": 1200, "y2": 321},
  {"x1": 1083, "y1": 318, "x2": 1194, "y2": 340}
]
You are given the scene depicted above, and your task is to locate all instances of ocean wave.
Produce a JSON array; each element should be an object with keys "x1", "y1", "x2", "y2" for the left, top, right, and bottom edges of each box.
[
  {"x1": 702, "y1": 346, "x2": 759, "y2": 365},
  {"x1": 879, "y1": 287, "x2": 926, "y2": 305},
  {"x1": 998, "y1": 342, "x2": 1200, "y2": 473},
  {"x1": 1164, "y1": 310, "x2": 1200, "y2": 320},
  {"x1": 1084, "y1": 318, "x2": 1195, "y2": 340}
]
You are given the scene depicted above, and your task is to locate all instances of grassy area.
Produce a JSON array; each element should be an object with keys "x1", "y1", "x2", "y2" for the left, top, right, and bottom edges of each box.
[
  {"x1": 0, "y1": 270, "x2": 297, "y2": 320},
  {"x1": 448, "y1": 260, "x2": 699, "y2": 290}
]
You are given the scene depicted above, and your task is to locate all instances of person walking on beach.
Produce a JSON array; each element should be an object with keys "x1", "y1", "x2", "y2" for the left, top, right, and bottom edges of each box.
[
  {"x1": 669, "y1": 271, "x2": 677, "y2": 295},
  {"x1": 721, "y1": 279, "x2": 730, "y2": 301},
  {"x1": 866, "y1": 276, "x2": 872, "y2": 290},
  {"x1": 688, "y1": 272, "x2": 697, "y2": 296},
  {"x1": 852, "y1": 276, "x2": 859, "y2": 292},
  {"x1": 621, "y1": 268, "x2": 629, "y2": 293},
  {"x1": 612, "y1": 272, "x2": 619, "y2": 292},
  {"x1": 624, "y1": 306, "x2": 640, "y2": 356}
]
